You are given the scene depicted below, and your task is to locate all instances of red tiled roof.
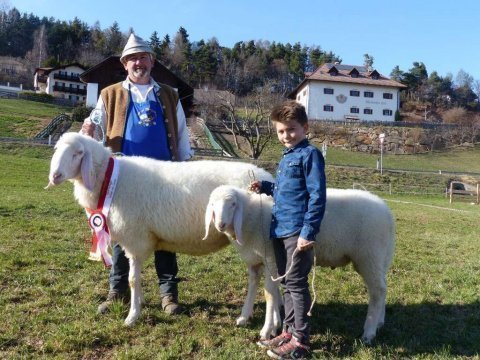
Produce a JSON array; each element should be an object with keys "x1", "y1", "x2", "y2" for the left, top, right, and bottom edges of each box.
[{"x1": 306, "y1": 63, "x2": 407, "y2": 88}]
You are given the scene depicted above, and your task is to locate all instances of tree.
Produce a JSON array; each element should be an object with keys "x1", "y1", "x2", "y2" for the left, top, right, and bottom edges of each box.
[
  {"x1": 104, "y1": 21, "x2": 123, "y2": 56},
  {"x1": 389, "y1": 65, "x2": 404, "y2": 82},
  {"x1": 201, "y1": 81, "x2": 283, "y2": 159},
  {"x1": 363, "y1": 53, "x2": 374, "y2": 70}
]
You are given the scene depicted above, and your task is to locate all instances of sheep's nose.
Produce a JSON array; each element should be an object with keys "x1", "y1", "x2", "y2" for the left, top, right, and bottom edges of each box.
[
  {"x1": 218, "y1": 222, "x2": 226, "y2": 231},
  {"x1": 50, "y1": 172, "x2": 62, "y2": 184}
]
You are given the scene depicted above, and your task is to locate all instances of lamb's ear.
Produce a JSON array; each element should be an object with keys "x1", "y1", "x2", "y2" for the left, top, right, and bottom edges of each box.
[
  {"x1": 202, "y1": 203, "x2": 214, "y2": 240},
  {"x1": 80, "y1": 148, "x2": 95, "y2": 191},
  {"x1": 233, "y1": 198, "x2": 244, "y2": 246}
]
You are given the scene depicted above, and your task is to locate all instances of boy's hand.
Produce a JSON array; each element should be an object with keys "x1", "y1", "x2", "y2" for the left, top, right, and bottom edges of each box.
[
  {"x1": 297, "y1": 237, "x2": 315, "y2": 251},
  {"x1": 248, "y1": 180, "x2": 261, "y2": 193}
]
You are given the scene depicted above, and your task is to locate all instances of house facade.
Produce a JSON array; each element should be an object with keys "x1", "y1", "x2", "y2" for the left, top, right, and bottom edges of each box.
[
  {"x1": 34, "y1": 63, "x2": 87, "y2": 104},
  {"x1": 290, "y1": 63, "x2": 407, "y2": 122}
]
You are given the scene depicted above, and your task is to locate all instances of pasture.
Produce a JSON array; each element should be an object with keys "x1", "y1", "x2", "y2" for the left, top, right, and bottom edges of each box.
[{"x1": 1, "y1": 143, "x2": 479, "y2": 359}]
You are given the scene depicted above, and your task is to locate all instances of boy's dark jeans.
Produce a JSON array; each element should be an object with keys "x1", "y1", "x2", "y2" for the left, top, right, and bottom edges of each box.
[
  {"x1": 273, "y1": 235, "x2": 314, "y2": 343},
  {"x1": 109, "y1": 243, "x2": 179, "y2": 298}
]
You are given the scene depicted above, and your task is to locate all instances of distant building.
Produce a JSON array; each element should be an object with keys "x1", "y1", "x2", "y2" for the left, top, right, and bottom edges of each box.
[
  {"x1": 34, "y1": 63, "x2": 87, "y2": 104},
  {"x1": 289, "y1": 63, "x2": 407, "y2": 122},
  {"x1": 79, "y1": 56, "x2": 193, "y2": 113}
]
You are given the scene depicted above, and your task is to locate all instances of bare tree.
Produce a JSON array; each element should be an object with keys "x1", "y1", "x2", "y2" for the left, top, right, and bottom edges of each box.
[{"x1": 201, "y1": 81, "x2": 284, "y2": 159}]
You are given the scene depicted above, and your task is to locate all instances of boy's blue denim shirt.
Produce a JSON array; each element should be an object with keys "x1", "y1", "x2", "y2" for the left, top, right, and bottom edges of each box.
[{"x1": 260, "y1": 139, "x2": 326, "y2": 241}]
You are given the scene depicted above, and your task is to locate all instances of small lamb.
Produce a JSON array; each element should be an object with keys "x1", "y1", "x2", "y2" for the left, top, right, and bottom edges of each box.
[{"x1": 204, "y1": 185, "x2": 396, "y2": 343}]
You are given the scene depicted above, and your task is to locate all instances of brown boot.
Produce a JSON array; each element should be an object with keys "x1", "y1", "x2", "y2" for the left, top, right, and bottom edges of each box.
[
  {"x1": 97, "y1": 291, "x2": 129, "y2": 314},
  {"x1": 161, "y1": 295, "x2": 184, "y2": 315}
]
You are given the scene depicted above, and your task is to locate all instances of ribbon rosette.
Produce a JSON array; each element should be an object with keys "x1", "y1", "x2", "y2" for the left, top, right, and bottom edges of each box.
[{"x1": 88, "y1": 210, "x2": 112, "y2": 267}]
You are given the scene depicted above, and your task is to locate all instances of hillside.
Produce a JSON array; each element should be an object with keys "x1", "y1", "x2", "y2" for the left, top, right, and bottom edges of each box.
[{"x1": 2, "y1": 98, "x2": 480, "y2": 193}]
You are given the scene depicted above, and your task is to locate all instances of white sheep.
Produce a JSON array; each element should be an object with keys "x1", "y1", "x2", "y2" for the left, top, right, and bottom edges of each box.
[
  {"x1": 47, "y1": 132, "x2": 279, "y2": 338},
  {"x1": 203, "y1": 185, "x2": 396, "y2": 344}
]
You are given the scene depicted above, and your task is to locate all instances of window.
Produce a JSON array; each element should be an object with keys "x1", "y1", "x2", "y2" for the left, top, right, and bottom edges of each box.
[
  {"x1": 323, "y1": 105, "x2": 334, "y2": 112},
  {"x1": 364, "y1": 91, "x2": 374, "y2": 98},
  {"x1": 302, "y1": 90, "x2": 306, "y2": 96},
  {"x1": 350, "y1": 90, "x2": 360, "y2": 97},
  {"x1": 383, "y1": 109, "x2": 393, "y2": 116},
  {"x1": 297, "y1": 95, "x2": 300, "y2": 101},
  {"x1": 364, "y1": 108, "x2": 373, "y2": 115},
  {"x1": 350, "y1": 107, "x2": 359, "y2": 114},
  {"x1": 383, "y1": 93, "x2": 393, "y2": 99},
  {"x1": 324, "y1": 88, "x2": 334, "y2": 95}
]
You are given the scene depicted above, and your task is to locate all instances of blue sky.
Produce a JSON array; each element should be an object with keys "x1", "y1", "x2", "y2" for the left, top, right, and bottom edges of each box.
[{"x1": 8, "y1": 0, "x2": 480, "y2": 82}]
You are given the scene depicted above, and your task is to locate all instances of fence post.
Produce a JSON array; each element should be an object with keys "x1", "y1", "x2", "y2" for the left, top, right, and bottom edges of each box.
[
  {"x1": 389, "y1": 183, "x2": 392, "y2": 195},
  {"x1": 449, "y1": 182, "x2": 453, "y2": 204},
  {"x1": 477, "y1": 184, "x2": 479, "y2": 205}
]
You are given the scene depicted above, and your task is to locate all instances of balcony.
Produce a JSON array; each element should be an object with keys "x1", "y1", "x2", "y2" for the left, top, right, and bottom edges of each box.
[
  {"x1": 54, "y1": 73, "x2": 80, "y2": 82},
  {"x1": 53, "y1": 85, "x2": 87, "y2": 95}
]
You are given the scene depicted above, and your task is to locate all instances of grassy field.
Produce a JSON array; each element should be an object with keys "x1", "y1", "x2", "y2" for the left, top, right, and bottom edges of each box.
[
  {"x1": 0, "y1": 98, "x2": 72, "y2": 138},
  {"x1": 1, "y1": 144, "x2": 479, "y2": 359}
]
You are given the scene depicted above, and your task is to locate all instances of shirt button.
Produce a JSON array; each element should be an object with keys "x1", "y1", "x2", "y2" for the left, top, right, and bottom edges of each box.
[
  {"x1": 165, "y1": 118, "x2": 169, "y2": 123},
  {"x1": 168, "y1": 133, "x2": 172, "y2": 138},
  {"x1": 172, "y1": 156, "x2": 176, "y2": 160},
  {"x1": 169, "y1": 145, "x2": 173, "y2": 149}
]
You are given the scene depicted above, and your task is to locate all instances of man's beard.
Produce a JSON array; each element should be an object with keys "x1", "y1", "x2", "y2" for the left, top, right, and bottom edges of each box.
[{"x1": 132, "y1": 67, "x2": 150, "y2": 79}]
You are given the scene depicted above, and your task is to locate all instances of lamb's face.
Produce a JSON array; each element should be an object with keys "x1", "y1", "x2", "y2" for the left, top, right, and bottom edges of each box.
[
  {"x1": 207, "y1": 187, "x2": 240, "y2": 233},
  {"x1": 47, "y1": 140, "x2": 84, "y2": 187},
  {"x1": 210, "y1": 195, "x2": 236, "y2": 232}
]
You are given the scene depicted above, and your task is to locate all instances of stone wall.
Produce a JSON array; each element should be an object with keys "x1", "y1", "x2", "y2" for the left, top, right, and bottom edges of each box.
[{"x1": 309, "y1": 122, "x2": 480, "y2": 154}]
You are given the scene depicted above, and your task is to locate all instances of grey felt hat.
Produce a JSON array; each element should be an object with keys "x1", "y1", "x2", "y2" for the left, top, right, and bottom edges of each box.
[{"x1": 120, "y1": 33, "x2": 154, "y2": 63}]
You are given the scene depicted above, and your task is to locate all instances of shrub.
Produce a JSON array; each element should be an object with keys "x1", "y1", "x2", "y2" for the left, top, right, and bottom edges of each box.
[
  {"x1": 394, "y1": 110, "x2": 402, "y2": 121},
  {"x1": 443, "y1": 107, "x2": 468, "y2": 124},
  {"x1": 19, "y1": 91, "x2": 54, "y2": 102},
  {"x1": 72, "y1": 105, "x2": 93, "y2": 123}
]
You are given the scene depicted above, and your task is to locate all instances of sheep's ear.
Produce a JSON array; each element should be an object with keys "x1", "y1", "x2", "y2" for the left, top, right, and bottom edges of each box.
[
  {"x1": 80, "y1": 148, "x2": 95, "y2": 191},
  {"x1": 233, "y1": 199, "x2": 244, "y2": 245},
  {"x1": 202, "y1": 203, "x2": 214, "y2": 240}
]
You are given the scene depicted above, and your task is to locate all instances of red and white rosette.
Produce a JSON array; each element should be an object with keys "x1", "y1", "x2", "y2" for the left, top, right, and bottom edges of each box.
[
  {"x1": 88, "y1": 210, "x2": 112, "y2": 267},
  {"x1": 86, "y1": 157, "x2": 119, "y2": 268}
]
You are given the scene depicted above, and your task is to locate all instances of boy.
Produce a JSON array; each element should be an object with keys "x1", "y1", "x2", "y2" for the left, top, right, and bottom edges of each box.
[{"x1": 250, "y1": 100, "x2": 326, "y2": 359}]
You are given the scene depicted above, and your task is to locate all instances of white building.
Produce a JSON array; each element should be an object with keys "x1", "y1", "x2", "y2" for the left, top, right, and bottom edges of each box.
[
  {"x1": 34, "y1": 63, "x2": 87, "y2": 104},
  {"x1": 290, "y1": 63, "x2": 407, "y2": 122}
]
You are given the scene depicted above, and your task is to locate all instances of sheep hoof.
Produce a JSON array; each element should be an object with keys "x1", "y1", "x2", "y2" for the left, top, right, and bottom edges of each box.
[
  {"x1": 124, "y1": 314, "x2": 139, "y2": 326},
  {"x1": 360, "y1": 334, "x2": 375, "y2": 345},
  {"x1": 236, "y1": 316, "x2": 248, "y2": 327}
]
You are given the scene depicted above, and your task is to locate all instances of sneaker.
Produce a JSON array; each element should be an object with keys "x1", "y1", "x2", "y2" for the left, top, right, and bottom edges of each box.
[
  {"x1": 97, "y1": 291, "x2": 129, "y2": 314},
  {"x1": 161, "y1": 295, "x2": 184, "y2": 315},
  {"x1": 257, "y1": 331, "x2": 292, "y2": 349},
  {"x1": 267, "y1": 336, "x2": 311, "y2": 359}
]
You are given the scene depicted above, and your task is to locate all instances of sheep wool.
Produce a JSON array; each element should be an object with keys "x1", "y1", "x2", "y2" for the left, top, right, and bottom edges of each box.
[
  {"x1": 205, "y1": 185, "x2": 396, "y2": 344},
  {"x1": 47, "y1": 132, "x2": 277, "y2": 337}
]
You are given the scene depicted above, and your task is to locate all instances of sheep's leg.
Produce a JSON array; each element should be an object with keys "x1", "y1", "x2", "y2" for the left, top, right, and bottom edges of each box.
[
  {"x1": 259, "y1": 270, "x2": 282, "y2": 340},
  {"x1": 125, "y1": 257, "x2": 143, "y2": 326},
  {"x1": 236, "y1": 264, "x2": 261, "y2": 327},
  {"x1": 356, "y1": 262, "x2": 387, "y2": 344}
]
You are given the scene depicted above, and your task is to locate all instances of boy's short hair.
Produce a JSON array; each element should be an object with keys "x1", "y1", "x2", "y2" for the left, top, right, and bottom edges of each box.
[{"x1": 271, "y1": 100, "x2": 308, "y2": 126}]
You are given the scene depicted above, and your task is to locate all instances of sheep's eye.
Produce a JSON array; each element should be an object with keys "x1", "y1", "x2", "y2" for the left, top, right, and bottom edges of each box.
[{"x1": 232, "y1": 202, "x2": 236, "y2": 207}]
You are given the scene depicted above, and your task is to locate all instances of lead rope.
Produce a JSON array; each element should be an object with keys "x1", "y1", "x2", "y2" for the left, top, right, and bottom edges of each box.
[{"x1": 247, "y1": 170, "x2": 317, "y2": 317}]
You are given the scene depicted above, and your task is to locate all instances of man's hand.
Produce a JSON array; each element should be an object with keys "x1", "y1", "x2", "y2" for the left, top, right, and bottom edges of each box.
[
  {"x1": 81, "y1": 120, "x2": 95, "y2": 137},
  {"x1": 297, "y1": 237, "x2": 315, "y2": 251}
]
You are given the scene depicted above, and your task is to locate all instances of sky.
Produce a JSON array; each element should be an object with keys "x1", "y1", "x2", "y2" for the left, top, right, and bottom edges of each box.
[{"x1": 7, "y1": 0, "x2": 480, "y2": 82}]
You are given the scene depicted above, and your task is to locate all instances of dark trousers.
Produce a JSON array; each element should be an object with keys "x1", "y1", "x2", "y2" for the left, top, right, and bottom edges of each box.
[
  {"x1": 109, "y1": 242, "x2": 179, "y2": 298},
  {"x1": 273, "y1": 235, "x2": 314, "y2": 343}
]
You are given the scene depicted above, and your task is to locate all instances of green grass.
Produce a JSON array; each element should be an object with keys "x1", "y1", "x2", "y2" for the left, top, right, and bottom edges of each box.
[
  {"x1": 0, "y1": 98, "x2": 72, "y2": 138},
  {"x1": 259, "y1": 138, "x2": 480, "y2": 176},
  {"x1": 1, "y1": 144, "x2": 479, "y2": 359}
]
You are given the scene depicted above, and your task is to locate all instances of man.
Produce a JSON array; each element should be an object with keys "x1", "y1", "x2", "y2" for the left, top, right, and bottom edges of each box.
[{"x1": 81, "y1": 33, "x2": 193, "y2": 315}]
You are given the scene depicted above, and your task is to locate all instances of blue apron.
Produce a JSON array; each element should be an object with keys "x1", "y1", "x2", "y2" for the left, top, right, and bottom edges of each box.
[{"x1": 122, "y1": 87, "x2": 172, "y2": 160}]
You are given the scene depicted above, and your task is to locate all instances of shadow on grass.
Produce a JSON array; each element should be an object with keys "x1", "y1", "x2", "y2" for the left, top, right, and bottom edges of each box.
[{"x1": 188, "y1": 299, "x2": 480, "y2": 357}]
